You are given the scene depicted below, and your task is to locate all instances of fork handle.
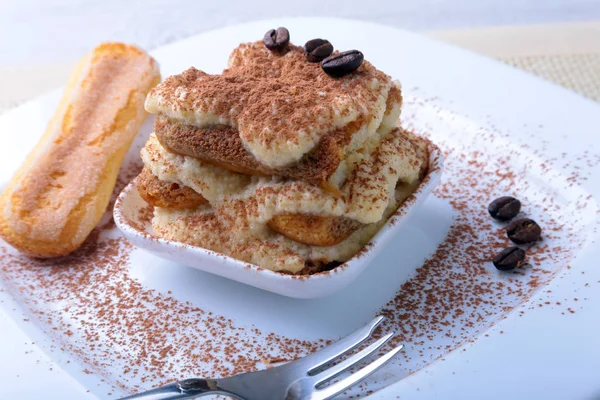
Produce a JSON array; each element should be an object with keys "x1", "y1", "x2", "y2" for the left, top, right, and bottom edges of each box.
[{"x1": 118, "y1": 378, "x2": 226, "y2": 400}]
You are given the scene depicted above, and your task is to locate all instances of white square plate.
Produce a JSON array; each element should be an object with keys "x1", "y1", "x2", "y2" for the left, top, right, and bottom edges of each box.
[{"x1": 1, "y1": 18, "x2": 600, "y2": 400}]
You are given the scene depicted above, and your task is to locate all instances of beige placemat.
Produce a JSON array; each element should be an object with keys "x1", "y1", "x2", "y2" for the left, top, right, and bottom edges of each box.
[
  {"x1": 428, "y1": 21, "x2": 600, "y2": 102},
  {"x1": 1, "y1": 22, "x2": 599, "y2": 114},
  {"x1": 499, "y1": 54, "x2": 600, "y2": 101}
]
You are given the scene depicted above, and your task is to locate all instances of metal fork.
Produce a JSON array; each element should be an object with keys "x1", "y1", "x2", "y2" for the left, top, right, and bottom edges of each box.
[{"x1": 119, "y1": 316, "x2": 403, "y2": 400}]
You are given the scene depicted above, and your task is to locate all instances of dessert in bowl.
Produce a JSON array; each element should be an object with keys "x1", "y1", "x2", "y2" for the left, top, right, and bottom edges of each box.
[{"x1": 115, "y1": 28, "x2": 442, "y2": 296}]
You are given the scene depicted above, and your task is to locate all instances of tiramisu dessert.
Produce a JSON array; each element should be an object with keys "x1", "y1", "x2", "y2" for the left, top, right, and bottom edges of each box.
[{"x1": 137, "y1": 28, "x2": 431, "y2": 274}]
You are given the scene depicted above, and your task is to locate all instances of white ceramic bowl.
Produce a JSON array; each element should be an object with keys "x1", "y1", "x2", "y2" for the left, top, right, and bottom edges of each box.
[{"x1": 114, "y1": 143, "x2": 443, "y2": 298}]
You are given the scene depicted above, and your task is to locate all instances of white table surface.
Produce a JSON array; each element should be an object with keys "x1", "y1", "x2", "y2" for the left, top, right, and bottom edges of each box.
[{"x1": 2, "y1": 0, "x2": 600, "y2": 67}]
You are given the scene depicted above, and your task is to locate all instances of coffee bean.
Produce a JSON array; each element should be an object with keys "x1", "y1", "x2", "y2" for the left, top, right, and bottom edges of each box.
[
  {"x1": 506, "y1": 218, "x2": 542, "y2": 244},
  {"x1": 488, "y1": 196, "x2": 521, "y2": 221},
  {"x1": 304, "y1": 39, "x2": 333, "y2": 62},
  {"x1": 263, "y1": 27, "x2": 290, "y2": 52},
  {"x1": 493, "y1": 246, "x2": 526, "y2": 271},
  {"x1": 322, "y1": 50, "x2": 364, "y2": 77}
]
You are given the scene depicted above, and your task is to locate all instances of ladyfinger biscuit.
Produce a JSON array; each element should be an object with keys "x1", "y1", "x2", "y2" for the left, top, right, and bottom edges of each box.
[
  {"x1": 0, "y1": 42, "x2": 160, "y2": 257},
  {"x1": 267, "y1": 214, "x2": 361, "y2": 246},
  {"x1": 136, "y1": 168, "x2": 207, "y2": 209}
]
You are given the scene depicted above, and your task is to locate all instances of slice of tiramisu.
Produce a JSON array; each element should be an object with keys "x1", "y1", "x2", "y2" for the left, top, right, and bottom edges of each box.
[{"x1": 137, "y1": 28, "x2": 431, "y2": 274}]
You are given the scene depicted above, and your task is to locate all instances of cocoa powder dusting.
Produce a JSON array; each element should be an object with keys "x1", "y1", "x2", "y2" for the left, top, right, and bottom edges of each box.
[{"x1": 0, "y1": 92, "x2": 597, "y2": 398}]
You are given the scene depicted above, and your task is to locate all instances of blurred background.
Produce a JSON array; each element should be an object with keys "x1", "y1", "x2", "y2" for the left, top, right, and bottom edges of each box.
[
  {"x1": 1, "y1": 0, "x2": 599, "y2": 106},
  {"x1": 1, "y1": 0, "x2": 599, "y2": 65}
]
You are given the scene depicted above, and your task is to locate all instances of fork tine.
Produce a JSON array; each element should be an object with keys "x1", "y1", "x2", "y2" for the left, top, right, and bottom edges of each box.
[
  {"x1": 314, "y1": 344, "x2": 404, "y2": 400},
  {"x1": 314, "y1": 332, "x2": 394, "y2": 385},
  {"x1": 301, "y1": 316, "x2": 385, "y2": 373}
]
